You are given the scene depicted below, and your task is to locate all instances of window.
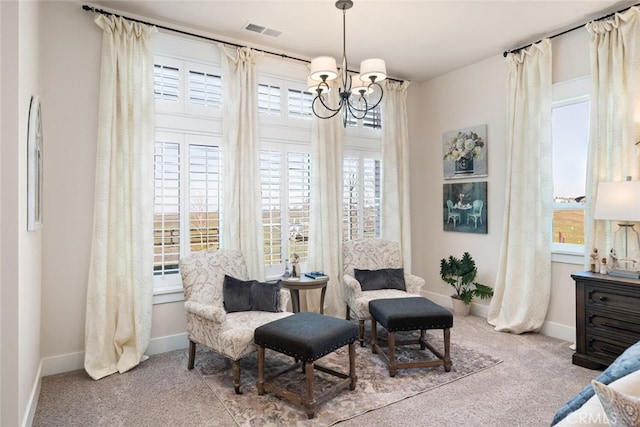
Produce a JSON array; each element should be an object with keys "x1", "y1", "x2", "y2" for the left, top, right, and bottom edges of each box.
[
  {"x1": 152, "y1": 34, "x2": 383, "y2": 294},
  {"x1": 153, "y1": 134, "x2": 223, "y2": 291},
  {"x1": 343, "y1": 153, "x2": 381, "y2": 241},
  {"x1": 551, "y1": 78, "x2": 590, "y2": 253},
  {"x1": 260, "y1": 146, "x2": 311, "y2": 277}
]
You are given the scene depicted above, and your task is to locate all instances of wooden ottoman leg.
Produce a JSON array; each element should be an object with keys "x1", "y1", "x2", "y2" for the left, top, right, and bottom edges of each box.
[
  {"x1": 371, "y1": 319, "x2": 378, "y2": 354},
  {"x1": 348, "y1": 342, "x2": 357, "y2": 390},
  {"x1": 443, "y1": 328, "x2": 452, "y2": 372},
  {"x1": 420, "y1": 329, "x2": 426, "y2": 350},
  {"x1": 188, "y1": 340, "x2": 196, "y2": 370},
  {"x1": 232, "y1": 359, "x2": 242, "y2": 394},
  {"x1": 257, "y1": 346, "x2": 265, "y2": 395},
  {"x1": 388, "y1": 331, "x2": 397, "y2": 377},
  {"x1": 305, "y1": 361, "x2": 316, "y2": 419},
  {"x1": 359, "y1": 320, "x2": 365, "y2": 347}
]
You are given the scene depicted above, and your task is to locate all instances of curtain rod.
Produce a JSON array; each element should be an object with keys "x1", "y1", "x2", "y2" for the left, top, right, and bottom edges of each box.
[
  {"x1": 503, "y1": 2, "x2": 640, "y2": 57},
  {"x1": 81, "y1": 4, "x2": 404, "y2": 83}
]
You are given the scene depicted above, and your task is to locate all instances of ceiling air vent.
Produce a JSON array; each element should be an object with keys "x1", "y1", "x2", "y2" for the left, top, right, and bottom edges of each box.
[{"x1": 243, "y1": 22, "x2": 282, "y2": 38}]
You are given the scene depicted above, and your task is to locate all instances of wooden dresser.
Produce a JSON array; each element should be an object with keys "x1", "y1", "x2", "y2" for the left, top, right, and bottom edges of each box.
[{"x1": 572, "y1": 271, "x2": 640, "y2": 369}]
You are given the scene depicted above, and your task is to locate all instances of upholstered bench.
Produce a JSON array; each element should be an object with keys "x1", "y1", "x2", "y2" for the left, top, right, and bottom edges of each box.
[
  {"x1": 254, "y1": 312, "x2": 358, "y2": 419},
  {"x1": 369, "y1": 297, "x2": 453, "y2": 377}
]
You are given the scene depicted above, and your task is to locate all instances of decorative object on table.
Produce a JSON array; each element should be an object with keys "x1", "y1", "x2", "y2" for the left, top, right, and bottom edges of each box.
[
  {"x1": 27, "y1": 95, "x2": 44, "y2": 231},
  {"x1": 590, "y1": 248, "x2": 599, "y2": 273},
  {"x1": 307, "y1": 0, "x2": 386, "y2": 128},
  {"x1": 291, "y1": 253, "x2": 300, "y2": 278},
  {"x1": 599, "y1": 258, "x2": 608, "y2": 275},
  {"x1": 442, "y1": 181, "x2": 487, "y2": 234},
  {"x1": 305, "y1": 271, "x2": 327, "y2": 279},
  {"x1": 283, "y1": 259, "x2": 291, "y2": 278},
  {"x1": 442, "y1": 124, "x2": 487, "y2": 179},
  {"x1": 439, "y1": 252, "x2": 494, "y2": 316},
  {"x1": 593, "y1": 177, "x2": 640, "y2": 279}
]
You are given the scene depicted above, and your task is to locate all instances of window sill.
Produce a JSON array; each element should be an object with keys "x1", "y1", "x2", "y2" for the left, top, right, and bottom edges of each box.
[
  {"x1": 153, "y1": 285, "x2": 184, "y2": 305},
  {"x1": 551, "y1": 247, "x2": 585, "y2": 265}
]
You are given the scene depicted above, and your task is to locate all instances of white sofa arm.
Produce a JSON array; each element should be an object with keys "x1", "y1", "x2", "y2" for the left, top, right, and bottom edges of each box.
[
  {"x1": 405, "y1": 273, "x2": 426, "y2": 295},
  {"x1": 184, "y1": 301, "x2": 226, "y2": 323}
]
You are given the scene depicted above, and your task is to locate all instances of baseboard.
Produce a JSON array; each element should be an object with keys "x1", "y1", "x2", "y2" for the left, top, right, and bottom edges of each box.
[
  {"x1": 423, "y1": 291, "x2": 576, "y2": 343},
  {"x1": 41, "y1": 333, "x2": 190, "y2": 377},
  {"x1": 23, "y1": 360, "x2": 42, "y2": 427}
]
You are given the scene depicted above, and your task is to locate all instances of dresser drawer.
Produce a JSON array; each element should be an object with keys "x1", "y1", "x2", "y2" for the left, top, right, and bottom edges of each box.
[
  {"x1": 585, "y1": 333, "x2": 631, "y2": 365},
  {"x1": 585, "y1": 284, "x2": 640, "y2": 313},
  {"x1": 587, "y1": 311, "x2": 640, "y2": 339}
]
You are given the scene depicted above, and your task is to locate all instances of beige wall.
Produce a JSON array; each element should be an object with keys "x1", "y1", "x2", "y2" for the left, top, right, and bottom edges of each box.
[
  {"x1": 408, "y1": 29, "x2": 593, "y2": 340},
  {"x1": 1, "y1": 1, "x2": 43, "y2": 425},
  {"x1": 39, "y1": 1, "x2": 188, "y2": 367}
]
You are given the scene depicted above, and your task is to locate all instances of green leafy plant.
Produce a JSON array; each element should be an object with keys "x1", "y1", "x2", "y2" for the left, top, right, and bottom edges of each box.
[{"x1": 439, "y1": 252, "x2": 494, "y2": 305}]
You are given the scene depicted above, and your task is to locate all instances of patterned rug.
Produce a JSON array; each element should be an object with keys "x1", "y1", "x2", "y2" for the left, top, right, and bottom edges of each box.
[{"x1": 196, "y1": 329, "x2": 502, "y2": 426}]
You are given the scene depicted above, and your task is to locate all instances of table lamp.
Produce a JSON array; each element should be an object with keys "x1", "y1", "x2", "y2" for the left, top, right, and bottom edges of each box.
[{"x1": 593, "y1": 177, "x2": 640, "y2": 278}]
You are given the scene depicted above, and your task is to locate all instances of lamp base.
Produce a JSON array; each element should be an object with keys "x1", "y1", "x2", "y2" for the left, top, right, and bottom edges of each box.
[{"x1": 608, "y1": 268, "x2": 640, "y2": 279}]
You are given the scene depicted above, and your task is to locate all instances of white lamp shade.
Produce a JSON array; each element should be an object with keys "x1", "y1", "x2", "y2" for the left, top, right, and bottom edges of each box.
[
  {"x1": 307, "y1": 77, "x2": 330, "y2": 95},
  {"x1": 309, "y1": 56, "x2": 338, "y2": 82},
  {"x1": 359, "y1": 58, "x2": 387, "y2": 82},
  {"x1": 594, "y1": 180, "x2": 640, "y2": 221},
  {"x1": 350, "y1": 74, "x2": 373, "y2": 95}
]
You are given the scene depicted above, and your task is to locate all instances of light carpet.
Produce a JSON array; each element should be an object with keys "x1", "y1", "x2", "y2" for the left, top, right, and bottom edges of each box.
[{"x1": 196, "y1": 330, "x2": 502, "y2": 426}]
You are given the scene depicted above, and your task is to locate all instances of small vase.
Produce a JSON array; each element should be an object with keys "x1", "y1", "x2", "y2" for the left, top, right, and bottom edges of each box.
[
  {"x1": 455, "y1": 157, "x2": 474, "y2": 174},
  {"x1": 451, "y1": 297, "x2": 471, "y2": 316}
]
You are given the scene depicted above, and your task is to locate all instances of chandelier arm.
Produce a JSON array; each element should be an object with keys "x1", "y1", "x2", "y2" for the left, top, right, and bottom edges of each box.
[
  {"x1": 346, "y1": 98, "x2": 369, "y2": 120},
  {"x1": 347, "y1": 82, "x2": 384, "y2": 113},
  {"x1": 312, "y1": 96, "x2": 345, "y2": 119}
]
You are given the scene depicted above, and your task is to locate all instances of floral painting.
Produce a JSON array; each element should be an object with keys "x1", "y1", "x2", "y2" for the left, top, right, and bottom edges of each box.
[
  {"x1": 443, "y1": 181, "x2": 487, "y2": 234},
  {"x1": 442, "y1": 124, "x2": 488, "y2": 179}
]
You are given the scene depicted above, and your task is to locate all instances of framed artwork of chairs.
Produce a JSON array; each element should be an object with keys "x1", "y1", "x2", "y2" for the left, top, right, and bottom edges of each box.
[{"x1": 443, "y1": 181, "x2": 487, "y2": 234}]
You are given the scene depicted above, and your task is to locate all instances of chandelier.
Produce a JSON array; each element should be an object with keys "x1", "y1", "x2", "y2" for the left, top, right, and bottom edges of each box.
[{"x1": 308, "y1": 0, "x2": 387, "y2": 127}]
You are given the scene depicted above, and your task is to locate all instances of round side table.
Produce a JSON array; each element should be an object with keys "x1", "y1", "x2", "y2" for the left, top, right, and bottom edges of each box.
[{"x1": 280, "y1": 275, "x2": 329, "y2": 314}]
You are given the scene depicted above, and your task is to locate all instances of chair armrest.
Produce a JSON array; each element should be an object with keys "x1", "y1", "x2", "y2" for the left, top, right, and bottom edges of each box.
[
  {"x1": 343, "y1": 274, "x2": 363, "y2": 300},
  {"x1": 405, "y1": 273, "x2": 425, "y2": 295},
  {"x1": 184, "y1": 301, "x2": 226, "y2": 323},
  {"x1": 278, "y1": 288, "x2": 291, "y2": 312}
]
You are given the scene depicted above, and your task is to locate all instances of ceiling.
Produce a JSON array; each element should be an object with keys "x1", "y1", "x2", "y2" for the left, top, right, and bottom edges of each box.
[{"x1": 88, "y1": 0, "x2": 638, "y2": 82}]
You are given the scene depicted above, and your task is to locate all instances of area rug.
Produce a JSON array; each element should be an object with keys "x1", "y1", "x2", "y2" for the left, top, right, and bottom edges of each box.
[{"x1": 196, "y1": 330, "x2": 502, "y2": 426}]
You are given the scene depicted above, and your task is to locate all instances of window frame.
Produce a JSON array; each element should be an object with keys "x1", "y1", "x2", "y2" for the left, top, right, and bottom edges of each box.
[{"x1": 550, "y1": 76, "x2": 590, "y2": 264}]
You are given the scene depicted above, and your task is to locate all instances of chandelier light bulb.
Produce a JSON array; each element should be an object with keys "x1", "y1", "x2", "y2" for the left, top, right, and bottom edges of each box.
[
  {"x1": 351, "y1": 74, "x2": 373, "y2": 96},
  {"x1": 310, "y1": 56, "x2": 338, "y2": 82},
  {"x1": 359, "y1": 58, "x2": 387, "y2": 83}
]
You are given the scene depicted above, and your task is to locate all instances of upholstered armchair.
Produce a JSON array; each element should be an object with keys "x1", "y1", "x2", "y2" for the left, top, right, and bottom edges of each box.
[
  {"x1": 343, "y1": 239, "x2": 426, "y2": 346},
  {"x1": 179, "y1": 248, "x2": 292, "y2": 394}
]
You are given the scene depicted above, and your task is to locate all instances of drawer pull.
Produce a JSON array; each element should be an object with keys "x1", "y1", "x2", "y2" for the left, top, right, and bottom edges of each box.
[{"x1": 598, "y1": 296, "x2": 608, "y2": 302}]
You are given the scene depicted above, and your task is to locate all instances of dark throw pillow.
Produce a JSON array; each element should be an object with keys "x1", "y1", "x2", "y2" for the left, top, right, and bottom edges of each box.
[
  {"x1": 354, "y1": 268, "x2": 406, "y2": 291},
  {"x1": 223, "y1": 275, "x2": 281, "y2": 313}
]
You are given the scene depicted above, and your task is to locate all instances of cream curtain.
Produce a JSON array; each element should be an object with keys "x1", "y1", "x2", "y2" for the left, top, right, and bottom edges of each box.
[
  {"x1": 307, "y1": 78, "x2": 344, "y2": 317},
  {"x1": 84, "y1": 15, "x2": 156, "y2": 380},
  {"x1": 381, "y1": 81, "x2": 412, "y2": 271},
  {"x1": 585, "y1": 7, "x2": 640, "y2": 261},
  {"x1": 487, "y1": 39, "x2": 553, "y2": 334},
  {"x1": 219, "y1": 45, "x2": 265, "y2": 280}
]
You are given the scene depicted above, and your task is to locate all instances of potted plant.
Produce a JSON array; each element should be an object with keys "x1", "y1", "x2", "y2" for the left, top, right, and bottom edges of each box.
[{"x1": 439, "y1": 252, "x2": 494, "y2": 316}]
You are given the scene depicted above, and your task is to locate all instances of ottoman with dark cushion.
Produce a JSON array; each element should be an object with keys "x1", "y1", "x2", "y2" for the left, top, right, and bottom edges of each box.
[
  {"x1": 254, "y1": 312, "x2": 358, "y2": 419},
  {"x1": 369, "y1": 297, "x2": 453, "y2": 377}
]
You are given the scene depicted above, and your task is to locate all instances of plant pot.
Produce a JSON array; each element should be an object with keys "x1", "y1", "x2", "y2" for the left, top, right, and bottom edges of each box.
[
  {"x1": 451, "y1": 296, "x2": 471, "y2": 317},
  {"x1": 455, "y1": 156, "x2": 474, "y2": 174}
]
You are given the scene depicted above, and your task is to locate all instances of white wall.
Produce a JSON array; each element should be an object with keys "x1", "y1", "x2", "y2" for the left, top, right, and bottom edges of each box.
[
  {"x1": 408, "y1": 29, "x2": 593, "y2": 341},
  {"x1": 1, "y1": 1, "x2": 43, "y2": 425}
]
